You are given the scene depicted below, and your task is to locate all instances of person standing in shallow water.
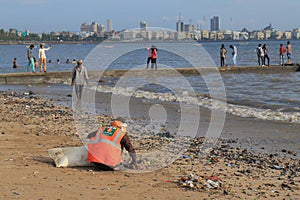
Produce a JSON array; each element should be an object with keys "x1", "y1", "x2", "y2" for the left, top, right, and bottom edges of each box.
[
  {"x1": 279, "y1": 44, "x2": 285, "y2": 66},
  {"x1": 256, "y1": 44, "x2": 264, "y2": 66},
  {"x1": 38, "y1": 43, "x2": 51, "y2": 72},
  {"x1": 151, "y1": 45, "x2": 158, "y2": 69},
  {"x1": 71, "y1": 59, "x2": 88, "y2": 106},
  {"x1": 262, "y1": 44, "x2": 270, "y2": 66},
  {"x1": 220, "y1": 44, "x2": 227, "y2": 67},
  {"x1": 145, "y1": 44, "x2": 152, "y2": 69},
  {"x1": 286, "y1": 41, "x2": 292, "y2": 64},
  {"x1": 229, "y1": 45, "x2": 237, "y2": 67},
  {"x1": 26, "y1": 44, "x2": 35, "y2": 73},
  {"x1": 13, "y1": 58, "x2": 18, "y2": 69}
]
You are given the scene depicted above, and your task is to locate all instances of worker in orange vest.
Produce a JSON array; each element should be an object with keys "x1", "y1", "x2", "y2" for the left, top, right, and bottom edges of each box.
[{"x1": 88, "y1": 119, "x2": 136, "y2": 171}]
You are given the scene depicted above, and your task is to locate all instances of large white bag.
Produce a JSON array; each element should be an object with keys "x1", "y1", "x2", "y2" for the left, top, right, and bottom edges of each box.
[{"x1": 48, "y1": 146, "x2": 93, "y2": 167}]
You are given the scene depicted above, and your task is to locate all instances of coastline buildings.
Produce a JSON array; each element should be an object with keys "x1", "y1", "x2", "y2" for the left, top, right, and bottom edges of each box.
[
  {"x1": 3, "y1": 17, "x2": 300, "y2": 42},
  {"x1": 78, "y1": 20, "x2": 300, "y2": 41}
]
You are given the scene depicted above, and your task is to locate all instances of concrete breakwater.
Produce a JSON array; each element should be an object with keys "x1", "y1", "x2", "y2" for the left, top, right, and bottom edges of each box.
[{"x1": 0, "y1": 65, "x2": 299, "y2": 85}]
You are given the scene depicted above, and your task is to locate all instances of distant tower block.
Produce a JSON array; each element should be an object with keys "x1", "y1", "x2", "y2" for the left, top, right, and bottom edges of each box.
[
  {"x1": 107, "y1": 19, "x2": 113, "y2": 32},
  {"x1": 176, "y1": 12, "x2": 184, "y2": 32},
  {"x1": 140, "y1": 21, "x2": 149, "y2": 31},
  {"x1": 210, "y1": 16, "x2": 220, "y2": 31}
]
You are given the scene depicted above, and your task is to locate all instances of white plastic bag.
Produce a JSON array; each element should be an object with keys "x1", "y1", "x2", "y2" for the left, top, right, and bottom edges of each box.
[{"x1": 48, "y1": 146, "x2": 92, "y2": 167}]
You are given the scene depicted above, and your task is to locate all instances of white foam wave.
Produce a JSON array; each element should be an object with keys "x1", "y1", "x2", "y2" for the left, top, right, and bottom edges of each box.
[{"x1": 92, "y1": 85, "x2": 300, "y2": 124}]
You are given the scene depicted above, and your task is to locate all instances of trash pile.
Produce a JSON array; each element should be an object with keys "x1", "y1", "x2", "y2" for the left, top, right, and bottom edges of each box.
[{"x1": 179, "y1": 174, "x2": 224, "y2": 191}]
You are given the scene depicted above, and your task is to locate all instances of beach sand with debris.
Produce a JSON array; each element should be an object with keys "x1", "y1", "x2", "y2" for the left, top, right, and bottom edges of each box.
[{"x1": 0, "y1": 87, "x2": 299, "y2": 199}]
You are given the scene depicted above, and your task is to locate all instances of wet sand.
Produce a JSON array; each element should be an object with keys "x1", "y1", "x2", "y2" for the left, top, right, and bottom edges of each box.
[{"x1": 0, "y1": 85, "x2": 299, "y2": 199}]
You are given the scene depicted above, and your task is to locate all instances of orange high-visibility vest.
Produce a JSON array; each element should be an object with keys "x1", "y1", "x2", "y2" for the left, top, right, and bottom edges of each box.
[{"x1": 88, "y1": 125, "x2": 126, "y2": 168}]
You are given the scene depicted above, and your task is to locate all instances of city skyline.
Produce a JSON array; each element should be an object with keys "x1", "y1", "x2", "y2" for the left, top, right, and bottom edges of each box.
[{"x1": 1, "y1": 0, "x2": 300, "y2": 33}]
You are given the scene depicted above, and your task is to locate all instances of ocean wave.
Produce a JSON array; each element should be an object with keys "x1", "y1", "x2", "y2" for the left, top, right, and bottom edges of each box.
[{"x1": 91, "y1": 85, "x2": 300, "y2": 124}]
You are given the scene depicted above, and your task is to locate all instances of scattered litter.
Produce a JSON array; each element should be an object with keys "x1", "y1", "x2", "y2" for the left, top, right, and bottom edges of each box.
[
  {"x1": 273, "y1": 165, "x2": 284, "y2": 170},
  {"x1": 206, "y1": 179, "x2": 220, "y2": 189}
]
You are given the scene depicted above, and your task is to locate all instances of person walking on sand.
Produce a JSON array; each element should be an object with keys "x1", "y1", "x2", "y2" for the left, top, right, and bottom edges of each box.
[
  {"x1": 38, "y1": 43, "x2": 51, "y2": 72},
  {"x1": 151, "y1": 45, "x2": 158, "y2": 69},
  {"x1": 286, "y1": 41, "x2": 292, "y2": 64},
  {"x1": 145, "y1": 44, "x2": 152, "y2": 69},
  {"x1": 262, "y1": 44, "x2": 270, "y2": 66},
  {"x1": 71, "y1": 59, "x2": 88, "y2": 106},
  {"x1": 220, "y1": 44, "x2": 227, "y2": 67},
  {"x1": 87, "y1": 118, "x2": 137, "y2": 171},
  {"x1": 279, "y1": 43, "x2": 286, "y2": 66},
  {"x1": 229, "y1": 45, "x2": 237, "y2": 67},
  {"x1": 256, "y1": 44, "x2": 264, "y2": 66},
  {"x1": 26, "y1": 44, "x2": 35, "y2": 73}
]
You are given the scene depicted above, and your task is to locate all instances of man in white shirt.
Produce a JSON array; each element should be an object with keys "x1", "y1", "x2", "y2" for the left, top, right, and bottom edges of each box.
[
  {"x1": 256, "y1": 44, "x2": 265, "y2": 66},
  {"x1": 38, "y1": 43, "x2": 51, "y2": 72},
  {"x1": 230, "y1": 45, "x2": 237, "y2": 67}
]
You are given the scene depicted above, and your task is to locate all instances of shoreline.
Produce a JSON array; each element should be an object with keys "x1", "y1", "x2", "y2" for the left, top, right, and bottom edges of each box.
[{"x1": 0, "y1": 83, "x2": 299, "y2": 156}]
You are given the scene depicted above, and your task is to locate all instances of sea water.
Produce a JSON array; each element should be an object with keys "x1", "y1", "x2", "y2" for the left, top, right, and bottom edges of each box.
[{"x1": 0, "y1": 41, "x2": 299, "y2": 123}]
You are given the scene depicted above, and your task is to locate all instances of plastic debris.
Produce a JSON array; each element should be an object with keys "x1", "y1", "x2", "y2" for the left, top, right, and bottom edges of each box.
[{"x1": 273, "y1": 165, "x2": 284, "y2": 170}]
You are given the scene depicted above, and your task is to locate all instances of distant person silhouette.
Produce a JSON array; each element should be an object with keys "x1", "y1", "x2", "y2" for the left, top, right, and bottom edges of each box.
[
  {"x1": 220, "y1": 44, "x2": 227, "y2": 67},
  {"x1": 144, "y1": 44, "x2": 152, "y2": 69},
  {"x1": 150, "y1": 45, "x2": 158, "y2": 69},
  {"x1": 262, "y1": 44, "x2": 270, "y2": 66},
  {"x1": 38, "y1": 43, "x2": 51, "y2": 72},
  {"x1": 26, "y1": 44, "x2": 35, "y2": 73},
  {"x1": 229, "y1": 45, "x2": 237, "y2": 67},
  {"x1": 13, "y1": 58, "x2": 18, "y2": 69},
  {"x1": 286, "y1": 41, "x2": 292, "y2": 64},
  {"x1": 256, "y1": 44, "x2": 264, "y2": 66},
  {"x1": 279, "y1": 44, "x2": 285, "y2": 66}
]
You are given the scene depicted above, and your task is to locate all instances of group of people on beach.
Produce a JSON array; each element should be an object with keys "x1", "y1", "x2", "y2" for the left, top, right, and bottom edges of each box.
[
  {"x1": 220, "y1": 41, "x2": 293, "y2": 67},
  {"x1": 24, "y1": 43, "x2": 52, "y2": 73}
]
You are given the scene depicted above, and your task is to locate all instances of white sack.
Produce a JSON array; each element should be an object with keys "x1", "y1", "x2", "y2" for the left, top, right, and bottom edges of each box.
[{"x1": 48, "y1": 146, "x2": 92, "y2": 167}]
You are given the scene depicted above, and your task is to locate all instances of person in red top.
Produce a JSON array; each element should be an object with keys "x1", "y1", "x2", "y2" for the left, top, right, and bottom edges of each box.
[
  {"x1": 87, "y1": 118, "x2": 136, "y2": 171},
  {"x1": 151, "y1": 45, "x2": 158, "y2": 69},
  {"x1": 279, "y1": 43, "x2": 286, "y2": 66}
]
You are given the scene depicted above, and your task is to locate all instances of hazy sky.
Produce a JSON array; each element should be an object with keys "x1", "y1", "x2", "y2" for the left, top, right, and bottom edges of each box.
[{"x1": 1, "y1": 0, "x2": 299, "y2": 33}]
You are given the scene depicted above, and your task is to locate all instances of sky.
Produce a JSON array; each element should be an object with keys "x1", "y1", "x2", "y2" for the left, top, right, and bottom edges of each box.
[{"x1": 0, "y1": 0, "x2": 299, "y2": 33}]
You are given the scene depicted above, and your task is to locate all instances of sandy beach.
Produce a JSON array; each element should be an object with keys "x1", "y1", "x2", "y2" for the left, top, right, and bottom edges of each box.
[{"x1": 0, "y1": 85, "x2": 300, "y2": 199}]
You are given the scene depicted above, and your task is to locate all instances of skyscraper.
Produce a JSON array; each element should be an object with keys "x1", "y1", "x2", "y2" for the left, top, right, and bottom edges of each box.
[
  {"x1": 107, "y1": 19, "x2": 112, "y2": 32},
  {"x1": 140, "y1": 21, "x2": 149, "y2": 31},
  {"x1": 210, "y1": 16, "x2": 220, "y2": 31},
  {"x1": 176, "y1": 12, "x2": 184, "y2": 32}
]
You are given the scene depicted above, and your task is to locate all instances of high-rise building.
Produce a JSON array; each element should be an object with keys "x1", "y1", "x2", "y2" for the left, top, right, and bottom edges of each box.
[
  {"x1": 176, "y1": 12, "x2": 184, "y2": 32},
  {"x1": 210, "y1": 16, "x2": 220, "y2": 31},
  {"x1": 176, "y1": 21, "x2": 184, "y2": 32},
  {"x1": 107, "y1": 19, "x2": 113, "y2": 32},
  {"x1": 80, "y1": 22, "x2": 99, "y2": 33},
  {"x1": 140, "y1": 21, "x2": 149, "y2": 31}
]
